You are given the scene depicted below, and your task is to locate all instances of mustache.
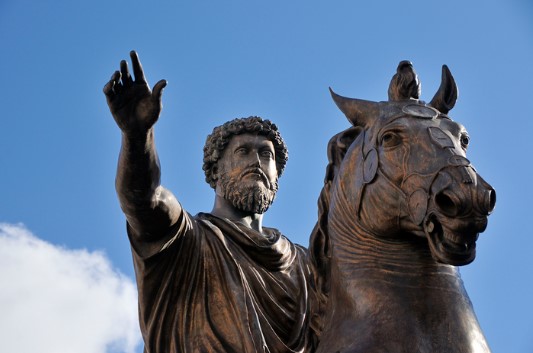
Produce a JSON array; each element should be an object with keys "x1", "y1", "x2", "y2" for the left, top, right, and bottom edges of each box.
[{"x1": 240, "y1": 167, "x2": 270, "y2": 186}]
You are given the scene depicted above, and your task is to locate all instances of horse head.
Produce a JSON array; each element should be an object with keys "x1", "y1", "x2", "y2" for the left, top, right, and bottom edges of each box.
[
  {"x1": 321, "y1": 61, "x2": 496, "y2": 267},
  {"x1": 310, "y1": 61, "x2": 496, "y2": 353}
]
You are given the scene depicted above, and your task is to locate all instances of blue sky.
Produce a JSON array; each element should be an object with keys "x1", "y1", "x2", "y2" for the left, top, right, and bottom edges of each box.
[{"x1": 1, "y1": 1, "x2": 532, "y2": 352}]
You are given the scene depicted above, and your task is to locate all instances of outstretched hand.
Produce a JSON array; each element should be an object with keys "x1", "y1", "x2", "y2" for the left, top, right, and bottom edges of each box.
[{"x1": 103, "y1": 51, "x2": 167, "y2": 135}]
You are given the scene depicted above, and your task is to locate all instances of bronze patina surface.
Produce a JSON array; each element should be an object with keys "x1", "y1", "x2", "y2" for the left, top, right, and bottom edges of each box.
[
  {"x1": 104, "y1": 51, "x2": 317, "y2": 353},
  {"x1": 310, "y1": 61, "x2": 496, "y2": 353},
  {"x1": 104, "y1": 52, "x2": 495, "y2": 353}
]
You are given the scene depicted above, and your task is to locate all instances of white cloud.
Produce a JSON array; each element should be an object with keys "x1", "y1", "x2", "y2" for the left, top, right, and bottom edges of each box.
[{"x1": 0, "y1": 223, "x2": 142, "y2": 353}]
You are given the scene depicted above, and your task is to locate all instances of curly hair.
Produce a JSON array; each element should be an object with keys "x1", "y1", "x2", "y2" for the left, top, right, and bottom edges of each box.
[{"x1": 203, "y1": 116, "x2": 289, "y2": 189}]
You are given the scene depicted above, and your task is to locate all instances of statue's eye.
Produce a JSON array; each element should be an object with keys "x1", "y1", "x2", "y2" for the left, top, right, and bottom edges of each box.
[
  {"x1": 460, "y1": 134, "x2": 470, "y2": 149},
  {"x1": 381, "y1": 131, "x2": 401, "y2": 148},
  {"x1": 235, "y1": 147, "x2": 248, "y2": 155},
  {"x1": 260, "y1": 150, "x2": 273, "y2": 159}
]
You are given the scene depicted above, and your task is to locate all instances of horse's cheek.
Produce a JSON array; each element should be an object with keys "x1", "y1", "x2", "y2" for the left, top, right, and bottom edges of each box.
[
  {"x1": 363, "y1": 179, "x2": 402, "y2": 234},
  {"x1": 379, "y1": 148, "x2": 405, "y2": 184}
]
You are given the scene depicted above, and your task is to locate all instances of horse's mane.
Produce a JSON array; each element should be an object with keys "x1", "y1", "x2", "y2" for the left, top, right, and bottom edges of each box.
[{"x1": 309, "y1": 126, "x2": 362, "y2": 334}]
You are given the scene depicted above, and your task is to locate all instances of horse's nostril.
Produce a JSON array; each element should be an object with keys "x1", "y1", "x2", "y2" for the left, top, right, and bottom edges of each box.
[
  {"x1": 435, "y1": 192, "x2": 458, "y2": 216},
  {"x1": 486, "y1": 189, "x2": 496, "y2": 214}
]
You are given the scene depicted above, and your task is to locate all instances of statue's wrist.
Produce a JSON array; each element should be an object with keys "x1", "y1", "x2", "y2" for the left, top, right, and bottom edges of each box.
[{"x1": 122, "y1": 127, "x2": 154, "y2": 146}]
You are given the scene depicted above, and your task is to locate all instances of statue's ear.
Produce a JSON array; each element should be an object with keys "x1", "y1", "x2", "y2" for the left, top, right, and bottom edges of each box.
[
  {"x1": 429, "y1": 65, "x2": 458, "y2": 114},
  {"x1": 211, "y1": 165, "x2": 220, "y2": 188}
]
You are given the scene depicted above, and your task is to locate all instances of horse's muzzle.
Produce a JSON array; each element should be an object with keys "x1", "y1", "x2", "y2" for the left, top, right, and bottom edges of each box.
[
  {"x1": 424, "y1": 166, "x2": 496, "y2": 265},
  {"x1": 432, "y1": 166, "x2": 496, "y2": 219}
]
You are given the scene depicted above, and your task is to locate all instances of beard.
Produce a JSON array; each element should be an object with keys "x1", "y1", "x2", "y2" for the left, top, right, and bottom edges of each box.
[{"x1": 218, "y1": 168, "x2": 278, "y2": 214}]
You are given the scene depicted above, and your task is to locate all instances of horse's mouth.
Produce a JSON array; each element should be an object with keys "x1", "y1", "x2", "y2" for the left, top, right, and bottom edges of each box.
[{"x1": 423, "y1": 214, "x2": 481, "y2": 266}]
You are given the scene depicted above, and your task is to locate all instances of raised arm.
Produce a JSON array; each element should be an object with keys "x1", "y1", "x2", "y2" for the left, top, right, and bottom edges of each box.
[{"x1": 104, "y1": 51, "x2": 182, "y2": 237}]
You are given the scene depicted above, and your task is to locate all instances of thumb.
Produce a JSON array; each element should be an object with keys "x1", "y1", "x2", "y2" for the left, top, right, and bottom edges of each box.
[{"x1": 153, "y1": 79, "x2": 168, "y2": 101}]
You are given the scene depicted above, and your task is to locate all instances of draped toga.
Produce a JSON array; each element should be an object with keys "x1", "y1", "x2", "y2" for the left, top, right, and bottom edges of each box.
[{"x1": 127, "y1": 209, "x2": 316, "y2": 353}]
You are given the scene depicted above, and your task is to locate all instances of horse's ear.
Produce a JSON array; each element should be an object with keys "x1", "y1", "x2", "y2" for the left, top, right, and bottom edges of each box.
[
  {"x1": 429, "y1": 65, "x2": 458, "y2": 114},
  {"x1": 388, "y1": 60, "x2": 421, "y2": 101},
  {"x1": 329, "y1": 87, "x2": 380, "y2": 127}
]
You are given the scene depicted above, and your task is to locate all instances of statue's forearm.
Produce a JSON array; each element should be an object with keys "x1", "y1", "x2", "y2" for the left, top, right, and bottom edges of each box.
[
  {"x1": 116, "y1": 129, "x2": 181, "y2": 234},
  {"x1": 116, "y1": 129, "x2": 160, "y2": 208}
]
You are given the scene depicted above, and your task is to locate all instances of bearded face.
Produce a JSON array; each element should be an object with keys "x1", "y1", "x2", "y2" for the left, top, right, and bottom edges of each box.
[
  {"x1": 215, "y1": 133, "x2": 280, "y2": 214},
  {"x1": 218, "y1": 167, "x2": 278, "y2": 214}
]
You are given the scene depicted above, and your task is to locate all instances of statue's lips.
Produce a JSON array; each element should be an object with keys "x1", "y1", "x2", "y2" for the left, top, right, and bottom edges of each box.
[
  {"x1": 244, "y1": 171, "x2": 263, "y2": 177},
  {"x1": 242, "y1": 169, "x2": 266, "y2": 179},
  {"x1": 240, "y1": 169, "x2": 270, "y2": 187}
]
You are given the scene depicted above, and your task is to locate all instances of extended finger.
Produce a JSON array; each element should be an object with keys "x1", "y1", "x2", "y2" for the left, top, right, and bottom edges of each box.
[
  {"x1": 130, "y1": 50, "x2": 147, "y2": 84},
  {"x1": 103, "y1": 71, "x2": 122, "y2": 97},
  {"x1": 152, "y1": 79, "x2": 168, "y2": 101},
  {"x1": 120, "y1": 60, "x2": 133, "y2": 87}
]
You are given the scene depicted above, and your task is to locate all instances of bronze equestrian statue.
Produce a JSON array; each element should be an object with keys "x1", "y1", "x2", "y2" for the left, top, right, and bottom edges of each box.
[
  {"x1": 104, "y1": 51, "x2": 318, "y2": 353},
  {"x1": 310, "y1": 61, "x2": 496, "y2": 353}
]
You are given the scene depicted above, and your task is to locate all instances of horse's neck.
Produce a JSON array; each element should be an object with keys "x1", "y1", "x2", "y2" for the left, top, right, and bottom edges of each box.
[
  {"x1": 326, "y1": 185, "x2": 463, "y2": 288},
  {"x1": 321, "y1": 226, "x2": 490, "y2": 353},
  {"x1": 331, "y1": 226, "x2": 462, "y2": 288}
]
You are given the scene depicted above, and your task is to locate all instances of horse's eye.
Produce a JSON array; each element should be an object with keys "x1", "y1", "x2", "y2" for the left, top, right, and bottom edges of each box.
[
  {"x1": 460, "y1": 135, "x2": 470, "y2": 149},
  {"x1": 381, "y1": 132, "x2": 401, "y2": 148}
]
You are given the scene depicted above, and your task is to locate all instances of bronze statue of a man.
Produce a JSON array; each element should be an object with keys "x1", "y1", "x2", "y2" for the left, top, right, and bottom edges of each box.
[{"x1": 104, "y1": 51, "x2": 316, "y2": 353}]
